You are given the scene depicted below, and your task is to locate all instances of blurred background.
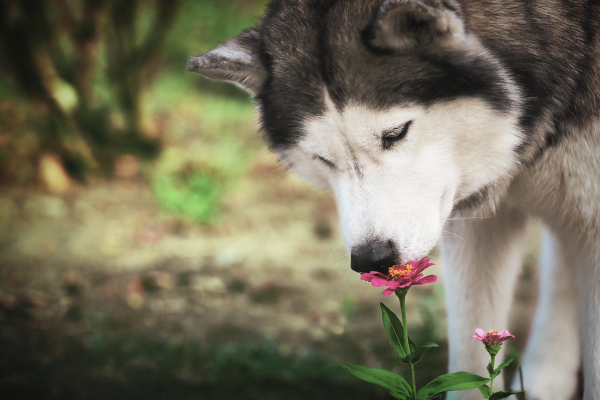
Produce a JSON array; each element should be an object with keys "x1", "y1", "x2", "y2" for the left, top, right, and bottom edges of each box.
[{"x1": 0, "y1": 1, "x2": 541, "y2": 399}]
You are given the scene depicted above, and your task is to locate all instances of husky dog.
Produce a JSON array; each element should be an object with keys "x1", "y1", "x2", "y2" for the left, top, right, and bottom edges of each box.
[{"x1": 188, "y1": 0, "x2": 600, "y2": 398}]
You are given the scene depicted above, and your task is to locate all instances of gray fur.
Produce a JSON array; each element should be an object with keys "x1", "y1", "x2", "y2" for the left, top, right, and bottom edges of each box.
[{"x1": 188, "y1": 1, "x2": 600, "y2": 398}]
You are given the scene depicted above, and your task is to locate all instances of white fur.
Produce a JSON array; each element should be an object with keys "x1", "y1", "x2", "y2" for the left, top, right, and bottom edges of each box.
[
  {"x1": 445, "y1": 119, "x2": 600, "y2": 400},
  {"x1": 280, "y1": 95, "x2": 600, "y2": 399},
  {"x1": 442, "y1": 205, "x2": 529, "y2": 398},
  {"x1": 512, "y1": 229, "x2": 580, "y2": 400},
  {"x1": 282, "y1": 92, "x2": 522, "y2": 261}
]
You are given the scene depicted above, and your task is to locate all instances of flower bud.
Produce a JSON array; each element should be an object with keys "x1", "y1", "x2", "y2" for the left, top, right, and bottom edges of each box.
[{"x1": 485, "y1": 343, "x2": 502, "y2": 356}]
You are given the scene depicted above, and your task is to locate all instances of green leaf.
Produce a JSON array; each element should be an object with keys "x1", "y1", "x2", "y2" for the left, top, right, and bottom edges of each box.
[
  {"x1": 487, "y1": 360, "x2": 495, "y2": 376},
  {"x1": 490, "y1": 391, "x2": 524, "y2": 400},
  {"x1": 416, "y1": 372, "x2": 489, "y2": 399},
  {"x1": 342, "y1": 364, "x2": 412, "y2": 395},
  {"x1": 479, "y1": 385, "x2": 492, "y2": 399},
  {"x1": 403, "y1": 342, "x2": 439, "y2": 365},
  {"x1": 380, "y1": 303, "x2": 407, "y2": 357},
  {"x1": 389, "y1": 389, "x2": 413, "y2": 400},
  {"x1": 380, "y1": 303, "x2": 417, "y2": 358},
  {"x1": 494, "y1": 358, "x2": 514, "y2": 374}
]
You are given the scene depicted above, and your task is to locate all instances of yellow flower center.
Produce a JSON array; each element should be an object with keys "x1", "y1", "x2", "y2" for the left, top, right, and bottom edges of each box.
[
  {"x1": 389, "y1": 264, "x2": 414, "y2": 280},
  {"x1": 486, "y1": 330, "x2": 499, "y2": 336}
]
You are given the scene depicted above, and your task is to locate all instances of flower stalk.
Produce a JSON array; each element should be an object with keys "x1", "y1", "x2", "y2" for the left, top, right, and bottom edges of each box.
[
  {"x1": 345, "y1": 257, "x2": 496, "y2": 400},
  {"x1": 472, "y1": 329, "x2": 521, "y2": 399},
  {"x1": 489, "y1": 353, "x2": 496, "y2": 392},
  {"x1": 398, "y1": 290, "x2": 417, "y2": 398}
]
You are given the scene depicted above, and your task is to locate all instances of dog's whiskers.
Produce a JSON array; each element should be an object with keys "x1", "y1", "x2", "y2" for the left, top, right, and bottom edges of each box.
[{"x1": 441, "y1": 230, "x2": 473, "y2": 247}]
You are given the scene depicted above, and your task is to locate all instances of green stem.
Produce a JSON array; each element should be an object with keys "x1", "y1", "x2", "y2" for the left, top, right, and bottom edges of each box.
[
  {"x1": 399, "y1": 291, "x2": 417, "y2": 399},
  {"x1": 489, "y1": 353, "x2": 496, "y2": 393}
]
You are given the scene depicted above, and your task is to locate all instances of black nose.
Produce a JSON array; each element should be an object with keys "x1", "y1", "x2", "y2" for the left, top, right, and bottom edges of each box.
[{"x1": 351, "y1": 240, "x2": 397, "y2": 274}]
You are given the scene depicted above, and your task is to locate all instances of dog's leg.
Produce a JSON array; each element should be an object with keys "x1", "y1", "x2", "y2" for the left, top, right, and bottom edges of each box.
[
  {"x1": 442, "y1": 205, "x2": 528, "y2": 400},
  {"x1": 575, "y1": 240, "x2": 600, "y2": 400},
  {"x1": 513, "y1": 228, "x2": 580, "y2": 400}
]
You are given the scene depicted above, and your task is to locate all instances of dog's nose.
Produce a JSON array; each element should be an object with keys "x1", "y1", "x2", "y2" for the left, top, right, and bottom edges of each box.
[{"x1": 351, "y1": 240, "x2": 396, "y2": 274}]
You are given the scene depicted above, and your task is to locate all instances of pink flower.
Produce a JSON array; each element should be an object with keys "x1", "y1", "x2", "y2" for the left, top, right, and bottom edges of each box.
[
  {"x1": 472, "y1": 329, "x2": 515, "y2": 345},
  {"x1": 360, "y1": 257, "x2": 438, "y2": 295}
]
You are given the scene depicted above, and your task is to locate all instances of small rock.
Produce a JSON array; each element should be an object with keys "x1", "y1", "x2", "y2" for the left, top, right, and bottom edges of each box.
[
  {"x1": 249, "y1": 281, "x2": 287, "y2": 304},
  {"x1": 227, "y1": 278, "x2": 247, "y2": 293},
  {"x1": 329, "y1": 324, "x2": 345, "y2": 336},
  {"x1": 214, "y1": 249, "x2": 244, "y2": 269},
  {"x1": 114, "y1": 154, "x2": 139, "y2": 178},
  {"x1": 141, "y1": 271, "x2": 175, "y2": 292},
  {"x1": 127, "y1": 292, "x2": 144, "y2": 310},
  {"x1": 309, "y1": 327, "x2": 327, "y2": 341},
  {"x1": 191, "y1": 276, "x2": 226, "y2": 295}
]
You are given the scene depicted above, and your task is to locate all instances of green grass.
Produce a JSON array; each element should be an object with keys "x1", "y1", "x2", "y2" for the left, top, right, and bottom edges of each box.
[{"x1": 0, "y1": 313, "x2": 391, "y2": 400}]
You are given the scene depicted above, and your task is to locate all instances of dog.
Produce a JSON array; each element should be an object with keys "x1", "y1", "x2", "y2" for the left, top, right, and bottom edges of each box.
[{"x1": 187, "y1": 1, "x2": 600, "y2": 398}]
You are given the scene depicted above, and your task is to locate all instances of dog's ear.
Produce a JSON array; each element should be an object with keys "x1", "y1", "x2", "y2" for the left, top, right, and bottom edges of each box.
[
  {"x1": 368, "y1": 0, "x2": 466, "y2": 51},
  {"x1": 187, "y1": 28, "x2": 265, "y2": 95}
]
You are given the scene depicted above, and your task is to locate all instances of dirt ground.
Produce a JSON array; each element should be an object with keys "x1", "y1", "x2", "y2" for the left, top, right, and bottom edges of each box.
[{"x1": 0, "y1": 149, "x2": 541, "y2": 399}]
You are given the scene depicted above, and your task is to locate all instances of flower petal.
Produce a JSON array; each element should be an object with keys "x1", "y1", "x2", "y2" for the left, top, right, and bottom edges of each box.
[
  {"x1": 410, "y1": 273, "x2": 424, "y2": 281},
  {"x1": 413, "y1": 275, "x2": 437, "y2": 285},
  {"x1": 387, "y1": 281, "x2": 401, "y2": 290},
  {"x1": 382, "y1": 288, "x2": 396, "y2": 295},
  {"x1": 410, "y1": 257, "x2": 434, "y2": 275},
  {"x1": 370, "y1": 271, "x2": 389, "y2": 278},
  {"x1": 370, "y1": 277, "x2": 389, "y2": 287},
  {"x1": 499, "y1": 329, "x2": 515, "y2": 339},
  {"x1": 361, "y1": 273, "x2": 375, "y2": 282},
  {"x1": 475, "y1": 328, "x2": 486, "y2": 337}
]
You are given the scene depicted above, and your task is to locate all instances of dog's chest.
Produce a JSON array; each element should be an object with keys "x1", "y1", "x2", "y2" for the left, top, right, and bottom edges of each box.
[{"x1": 508, "y1": 123, "x2": 600, "y2": 235}]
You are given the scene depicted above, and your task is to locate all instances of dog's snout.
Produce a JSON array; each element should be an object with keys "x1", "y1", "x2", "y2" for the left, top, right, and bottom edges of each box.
[{"x1": 351, "y1": 240, "x2": 396, "y2": 274}]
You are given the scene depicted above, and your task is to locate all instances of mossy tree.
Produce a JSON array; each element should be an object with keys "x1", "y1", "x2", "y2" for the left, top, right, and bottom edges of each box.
[{"x1": 0, "y1": 0, "x2": 180, "y2": 180}]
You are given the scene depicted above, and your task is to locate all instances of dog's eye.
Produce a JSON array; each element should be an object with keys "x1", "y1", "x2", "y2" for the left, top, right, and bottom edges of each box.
[
  {"x1": 382, "y1": 120, "x2": 413, "y2": 150},
  {"x1": 312, "y1": 155, "x2": 336, "y2": 169}
]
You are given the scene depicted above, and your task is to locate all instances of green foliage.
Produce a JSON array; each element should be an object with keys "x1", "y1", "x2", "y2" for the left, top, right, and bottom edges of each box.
[
  {"x1": 0, "y1": 0, "x2": 181, "y2": 180},
  {"x1": 153, "y1": 166, "x2": 224, "y2": 224},
  {"x1": 0, "y1": 0, "x2": 268, "y2": 184},
  {"x1": 211, "y1": 340, "x2": 354, "y2": 385},
  {"x1": 166, "y1": 0, "x2": 268, "y2": 68},
  {"x1": 404, "y1": 342, "x2": 439, "y2": 365},
  {"x1": 481, "y1": 358, "x2": 520, "y2": 399},
  {"x1": 347, "y1": 301, "x2": 489, "y2": 400},
  {"x1": 2, "y1": 312, "x2": 391, "y2": 400},
  {"x1": 493, "y1": 358, "x2": 514, "y2": 377},
  {"x1": 151, "y1": 141, "x2": 248, "y2": 223},
  {"x1": 416, "y1": 372, "x2": 489, "y2": 400},
  {"x1": 380, "y1": 302, "x2": 416, "y2": 358},
  {"x1": 342, "y1": 364, "x2": 412, "y2": 398},
  {"x1": 480, "y1": 385, "x2": 494, "y2": 398}
]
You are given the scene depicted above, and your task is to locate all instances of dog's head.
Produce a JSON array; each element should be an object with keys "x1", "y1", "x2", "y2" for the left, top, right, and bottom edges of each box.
[{"x1": 188, "y1": 0, "x2": 524, "y2": 273}]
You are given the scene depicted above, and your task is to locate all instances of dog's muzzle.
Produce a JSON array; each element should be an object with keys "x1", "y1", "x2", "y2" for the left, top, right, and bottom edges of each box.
[{"x1": 350, "y1": 240, "x2": 397, "y2": 274}]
